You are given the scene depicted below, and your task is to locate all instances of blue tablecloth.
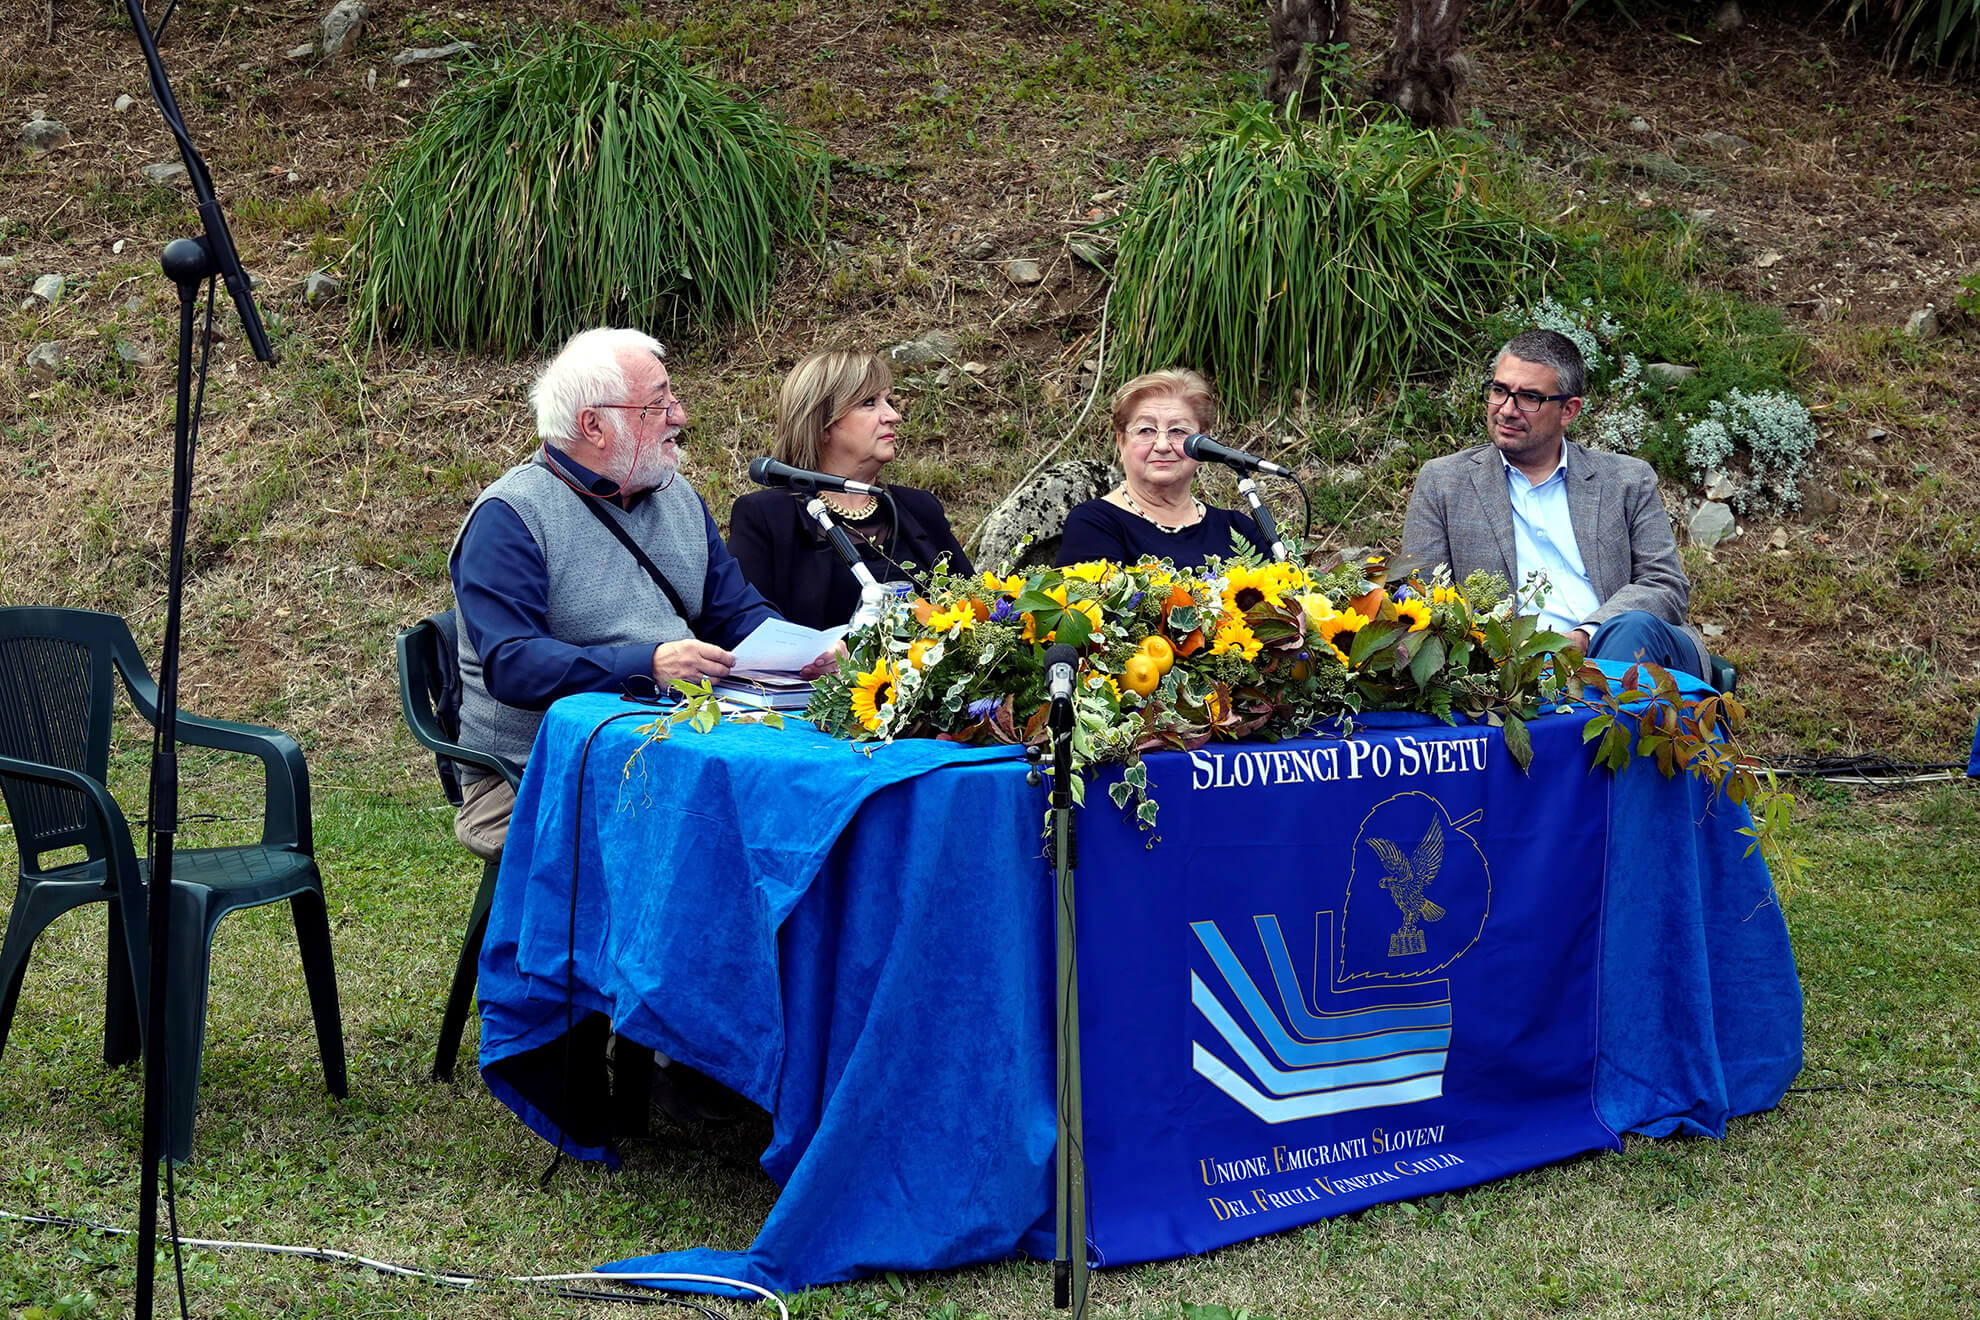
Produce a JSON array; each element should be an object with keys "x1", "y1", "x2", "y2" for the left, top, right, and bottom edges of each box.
[{"x1": 478, "y1": 686, "x2": 1802, "y2": 1294}]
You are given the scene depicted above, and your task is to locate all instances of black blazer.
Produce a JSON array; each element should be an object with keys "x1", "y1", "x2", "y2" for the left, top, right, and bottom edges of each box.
[{"x1": 729, "y1": 485, "x2": 973, "y2": 631}]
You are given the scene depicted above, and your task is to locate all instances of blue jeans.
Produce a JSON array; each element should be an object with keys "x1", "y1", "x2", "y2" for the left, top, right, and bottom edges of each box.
[{"x1": 1587, "y1": 609, "x2": 1698, "y2": 678}]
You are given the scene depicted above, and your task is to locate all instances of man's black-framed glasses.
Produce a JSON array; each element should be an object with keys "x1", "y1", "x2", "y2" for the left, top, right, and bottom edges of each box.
[{"x1": 1482, "y1": 381, "x2": 1574, "y2": 413}]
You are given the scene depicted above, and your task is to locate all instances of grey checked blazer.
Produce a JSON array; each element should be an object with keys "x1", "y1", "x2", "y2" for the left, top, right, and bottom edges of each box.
[{"x1": 1400, "y1": 440, "x2": 1710, "y2": 676}]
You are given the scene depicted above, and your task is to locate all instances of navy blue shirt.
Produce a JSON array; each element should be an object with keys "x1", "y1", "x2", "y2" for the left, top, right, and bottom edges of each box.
[
  {"x1": 450, "y1": 449, "x2": 778, "y2": 711},
  {"x1": 1055, "y1": 499, "x2": 1271, "y2": 570}
]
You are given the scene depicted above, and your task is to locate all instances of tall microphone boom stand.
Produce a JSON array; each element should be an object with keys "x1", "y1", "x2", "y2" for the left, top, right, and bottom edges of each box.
[
  {"x1": 1046, "y1": 668, "x2": 1089, "y2": 1314},
  {"x1": 1235, "y1": 477, "x2": 1288, "y2": 563},
  {"x1": 123, "y1": 2, "x2": 277, "y2": 1316}
]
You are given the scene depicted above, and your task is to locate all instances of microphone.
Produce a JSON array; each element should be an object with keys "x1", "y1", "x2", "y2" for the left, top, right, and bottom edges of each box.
[
  {"x1": 1044, "y1": 643, "x2": 1079, "y2": 703},
  {"x1": 1182, "y1": 433, "x2": 1294, "y2": 479},
  {"x1": 749, "y1": 456, "x2": 883, "y2": 496}
]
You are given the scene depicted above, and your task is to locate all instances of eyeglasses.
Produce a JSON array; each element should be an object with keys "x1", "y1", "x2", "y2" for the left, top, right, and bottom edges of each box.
[
  {"x1": 1126, "y1": 424, "x2": 1195, "y2": 445},
  {"x1": 593, "y1": 393, "x2": 682, "y2": 425},
  {"x1": 1482, "y1": 381, "x2": 1574, "y2": 413}
]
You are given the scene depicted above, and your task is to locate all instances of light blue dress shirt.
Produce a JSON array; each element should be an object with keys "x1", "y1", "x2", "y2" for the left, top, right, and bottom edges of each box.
[{"x1": 1504, "y1": 449, "x2": 1602, "y2": 639}]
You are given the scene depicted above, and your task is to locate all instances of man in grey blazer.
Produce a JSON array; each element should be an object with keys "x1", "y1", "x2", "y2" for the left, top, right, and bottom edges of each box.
[{"x1": 1401, "y1": 329, "x2": 1709, "y2": 677}]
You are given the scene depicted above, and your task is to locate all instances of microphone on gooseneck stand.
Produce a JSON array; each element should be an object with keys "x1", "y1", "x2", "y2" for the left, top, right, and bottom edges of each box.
[
  {"x1": 749, "y1": 455, "x2": 884, "y2": 496},
  {"x1": 1180, "y1": 434, "x2": 1300, "y2": 562},
  {"x1": 1180, "y1": 433, "x2": 1295, "y2": 478}
]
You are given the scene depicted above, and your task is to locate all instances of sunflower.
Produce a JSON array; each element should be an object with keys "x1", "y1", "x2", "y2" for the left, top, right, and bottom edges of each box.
[
  {"x1": 1061, "y1": 561, "x2": 1113, "y2": 584},
  {"x1": 848, "y1": 661, "x2": 899, "y2": 732},
  {"x1": 1210, "y1": 614, "x2": 1263, "y2": 661},
  {"x1": 1081, "y1": 669, "x2": 1122, "y2": 702},
  {"x1": 925, "y1": 601, "x2": 976, "y2": 633},
  {"x1": 1431, "y1": 584, "x2": 1463, "y2": 606},
  {"x1": 1393, "y1": 599, "x2": 1431, "y2": 633},
  {"x1": 1220, "y1": 563, "x2": 1279, "y2": 615},
  {"x1": 1315, "y1": 610, "x2": 1366, "y2": 665}
]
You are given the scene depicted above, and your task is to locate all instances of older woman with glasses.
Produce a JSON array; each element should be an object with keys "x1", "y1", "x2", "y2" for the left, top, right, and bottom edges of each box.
[
  {"x1": 730, "y1": 349, "x2": 973, "y2": 631},
  {"x1": 1055, "y1": 368, "x2": 1272, "y2": 570}
]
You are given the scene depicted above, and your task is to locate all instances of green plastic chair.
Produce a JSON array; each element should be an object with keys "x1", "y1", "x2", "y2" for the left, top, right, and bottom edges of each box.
[
  {"x1": 0, "y1": 606, "x2": 346, "y2": 1163},
  {"x1": 394, "y1": 612, "x2": 520, "y2": 1082}
]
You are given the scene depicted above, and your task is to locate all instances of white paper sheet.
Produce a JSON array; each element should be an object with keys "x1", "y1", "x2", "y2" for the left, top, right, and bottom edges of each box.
[{"x1": 729, "y1": 618, "x2": 847, "y2": 679}]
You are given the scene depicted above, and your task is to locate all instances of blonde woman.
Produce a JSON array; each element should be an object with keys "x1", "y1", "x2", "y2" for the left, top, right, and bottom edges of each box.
[
  {"x1": 1056, "y1": 368, "x2": 1271, "y2": 569},
  {"x1": 730, "y1": 350, "x2": 971, "y2": 630}
]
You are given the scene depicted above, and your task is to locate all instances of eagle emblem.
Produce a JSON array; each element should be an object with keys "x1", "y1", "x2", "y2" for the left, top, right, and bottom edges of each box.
[{"x1": 1368, "y1": 817, "x2": 1449, "y2": 956}]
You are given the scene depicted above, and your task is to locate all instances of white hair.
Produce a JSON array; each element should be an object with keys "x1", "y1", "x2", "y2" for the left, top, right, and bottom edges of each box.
[{"x1": 529, "y1": 327, "x2": 667, "y2": 447}]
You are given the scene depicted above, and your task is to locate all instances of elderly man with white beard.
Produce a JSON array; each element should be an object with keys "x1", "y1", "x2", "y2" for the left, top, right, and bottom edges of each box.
[{"x1": 447, "y1": 326, "x2": 830, "y2": 860}]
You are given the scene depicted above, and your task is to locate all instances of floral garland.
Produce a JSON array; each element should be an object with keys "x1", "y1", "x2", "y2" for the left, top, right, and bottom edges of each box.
[
  {"x1": 804, "y1": 544, "x2": 1598, "y2": 820},
  {"x1": 802, "y1": 544, "x2": 1798, "y2": 893}
]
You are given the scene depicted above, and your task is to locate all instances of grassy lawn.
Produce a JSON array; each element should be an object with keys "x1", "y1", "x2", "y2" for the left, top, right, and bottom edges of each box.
[{"x1": 2, "y1": 738, "x2": 1975, "y2": 1318}]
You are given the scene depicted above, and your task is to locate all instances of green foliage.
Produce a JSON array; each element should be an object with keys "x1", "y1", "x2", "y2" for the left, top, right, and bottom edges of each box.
[
  {"x1": 350, "y1": 27, "x2": 826, "y2": 357},
  {"x1": 1848, "y1": 0, "x2": 1980, "y2": 69},
  {"x1": 1107, "y1": 103, "x2": 1546, "y2": 419}
]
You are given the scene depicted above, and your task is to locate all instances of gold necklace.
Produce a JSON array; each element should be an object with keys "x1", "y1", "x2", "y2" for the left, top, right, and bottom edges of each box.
[
  {"x1": 819, "y1": 488, "x2": 879, "y2": 519},
  {"x1": 1120, "y1": 488, "x2": 1204, "y2": 533}
]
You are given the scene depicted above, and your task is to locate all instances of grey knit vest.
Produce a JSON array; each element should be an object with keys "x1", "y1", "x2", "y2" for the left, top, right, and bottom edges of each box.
[{"x1": 452, "y1": 453, "x2": 708, "y2": 770}]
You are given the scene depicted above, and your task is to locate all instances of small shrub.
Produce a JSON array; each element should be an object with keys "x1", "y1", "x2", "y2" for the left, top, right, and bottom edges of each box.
[
  {"x1": 1107, "y1": 102, "x2": 1544, "y2": 419},
  {"x1": 350, "y1": 27, "x2": 826, "y2": 357}
]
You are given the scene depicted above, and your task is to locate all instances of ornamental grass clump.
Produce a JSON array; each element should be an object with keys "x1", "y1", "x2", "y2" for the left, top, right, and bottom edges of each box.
[
  {"x1": 351, "y1": 28, "x2": 826, "y2": 357},
  {"x1": 1106, "y1": 102, "x2": 1543, "y2": 418}
]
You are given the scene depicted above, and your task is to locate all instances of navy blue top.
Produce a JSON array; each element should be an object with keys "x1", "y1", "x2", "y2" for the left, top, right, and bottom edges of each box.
[
  {"x1": 1055, "y1": 499, "x2": 1271, "y2": 569},
  {"x1": 450, "y1": 448, "x2": 778, "y2": 711}
]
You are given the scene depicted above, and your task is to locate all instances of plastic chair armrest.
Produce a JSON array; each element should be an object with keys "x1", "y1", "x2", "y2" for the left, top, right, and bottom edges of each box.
[
  {"x1": 0, "y1": 753, "x2": 146, "y2": 889},
  {"x1": 170, "y1": 714, "x2": 314, "y2": 854}
]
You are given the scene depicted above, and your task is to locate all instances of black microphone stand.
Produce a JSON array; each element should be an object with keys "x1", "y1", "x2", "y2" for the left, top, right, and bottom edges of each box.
[
  {"x1": 1234, "y1": 477, "x2": 1288, "y2": 563},
  {"x1": 1045, "y1": 663, "x2": 1088, "y2": 1314},
  {"x1": 124, "y1": 3, "x2": 277, "y2": 1316},
  {"x1": 803, "y1": 497, "x2": 889, "y2": 630}
]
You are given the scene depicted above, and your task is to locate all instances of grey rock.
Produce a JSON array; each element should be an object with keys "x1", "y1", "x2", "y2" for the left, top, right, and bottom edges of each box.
[
  {"x1": 1702, "y1": 469, "x2": 1740, "y2": 502},
  {"x1": 1621, "y1": 151, "x2": 1688, "y2": 184},
  {"x1": 1795, "y1": 481, "x2": 1842, "y2": 519},
  {"x1": 115, "y1": 338, "x2": 159, "y2": 367},
  {"x1": 364, "y1": 66, "x2": 378, "y2": 91},
  {"x1": 1768, "y1": 526, "x2": 1790, "y2": 549},
  {"x1": 321, "y1": 0, "x2": 370, "y2": 57},
  {"x1": 886, "y1": 329, "x2": 962, "y2": 367},
  {"x1": 29, "y1": 274, "x2": 64, "y2": 305},
  {"x1": 1864, "y1": 426, "x2": 1888, "y2": 442},
  {"x1": 928, "y1": 367, "x2": 954, "y2": 388},
  {"x1": 123, "y1": 296, "x2": 146, "y2": 314},
  {"x1": 1689, "y1": 500, "x2": 1737, "y2": 548},
  {"x1": 1712, "y1": 0, "x2": 1743, "y2": 26},
  {"x1": 1701, "y1": 622, "x2": 1726, "y2": 639},
  {"x1": 1697, "y1": 130, "x2": 1755, "y2": 154},
  {"x1": 302, "y1": 270, "x2": 341, "y2": 303},
  {"x1": 1002, "y1": 258, "x2": 1044, "y2": 286},
  {"x1": 1628, "y1": 117, "x2": 1652, "y2": 134},
  {"x1": 0, "y1": 255, "x2": 17, "y2": 273},
  {"x1": 1644, "y1": 361, "x2": 1698, "y2": 383},
  {"x1": 18, "y1": 118, "x2": 72, "y2": 150},
  {"x1": 113, "y1": 94, "x2": 136, "y2": 113},
  {"x1": 287, "y1": 42, "x2": 316, "y2": 59},
  {"x1": 26, "y1": 341, "x2": 62, "y2": 375},
  {"x1": 141, "y1": 161, "x2": 187, "y2": 185},
  {"x1": 1687, "y1": 207, "x2": 1720, "y2": 229},
  {"x1": 392, "y1": 41, "x2": 474, "y2": 66},
  {"x1": 1903, "y1": 307, "x2": 1940, "y2": 340},
  {"x1": 966, "y1": 238, "x2": 996, "y2": 260},
  {"x1": 973, "y1": 459, "x2": 1115, "y2": 570}
]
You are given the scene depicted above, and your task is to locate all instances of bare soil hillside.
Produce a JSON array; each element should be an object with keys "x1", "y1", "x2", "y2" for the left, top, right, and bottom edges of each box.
[{"x1": 2, "y1": 0, "x2": 1975, "y2": 763}]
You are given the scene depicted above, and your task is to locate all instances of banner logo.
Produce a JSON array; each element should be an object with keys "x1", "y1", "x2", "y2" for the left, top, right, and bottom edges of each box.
[
  {"x1": 1341, "y1": 792, "x2": 1491, "y2": 982},
  {"x1": 1190, "y1": 791, "x2": 1491, "y2": 1124}
]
